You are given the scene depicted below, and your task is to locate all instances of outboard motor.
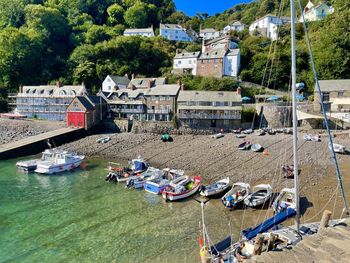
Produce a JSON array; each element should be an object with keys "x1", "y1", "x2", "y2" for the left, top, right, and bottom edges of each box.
[{"x1": 126, "y1": 178, "x2": 134, "y2": 189}]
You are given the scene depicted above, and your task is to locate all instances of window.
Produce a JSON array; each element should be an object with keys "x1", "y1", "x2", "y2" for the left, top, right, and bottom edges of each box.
[
  {"x1": 201, "y1": 60, "x2": 204, "y2": 64},
  {"x1": 175, "y1": 36, "x2": 178, "y2": 39},
  {"x1": 214, "y1": 59, "x2": 218, "y2": 64},
  {"x1": 338, "y1": 91, "x2": 344, "y2": 97},
  {"x1": 165, "y1": 96, "x2": 170, "y2": 101},
  {"x1": 178, "y1": 61, "x2": 182, "y2": 65},
  {"x1": 322, "y1": 92, "x2": 330, "y2": 102},
  {"x1": 108, "y1": 86, "x2": 111, "y2": 90},
  {"x1": 207, "y1": 60, "x2": 210, "y2": 64},
  {"x1": 189, "y1": 60, "x2": 192, "y2": 64}
]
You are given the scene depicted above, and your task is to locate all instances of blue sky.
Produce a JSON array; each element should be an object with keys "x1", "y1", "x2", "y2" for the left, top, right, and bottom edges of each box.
[{"x1": 174, "y1": 0, "x2": 252, "y2": 16}]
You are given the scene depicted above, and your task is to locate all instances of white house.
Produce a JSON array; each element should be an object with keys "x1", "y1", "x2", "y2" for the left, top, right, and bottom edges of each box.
[
  {"x1": 222, "y1": 21, "x2": 245, "y2": 34},
  {"x1": 249, "y1": 14, "x2": 290, "y2": 40},
  {"x1": 159, "y1": 23, "x2": 193, "y2": 42},
  {"x1": 173, "y1": 51, "x2": 200, "y2": 75},
  {"x1": 102, "y1": 75, "x2": 130, "y2": 92},
  {"x1": 224, "y1": 49, "x2": 240, "y2": 77},
  {"x1": 123, "y1": 27, "x2": 155, "y2": 37},
  {"x1": 298, "y1": 1, "x2": 333, "y2": 22},
  {"x1": 199, "y1": 28, "x2": 220, "y2": 40}
]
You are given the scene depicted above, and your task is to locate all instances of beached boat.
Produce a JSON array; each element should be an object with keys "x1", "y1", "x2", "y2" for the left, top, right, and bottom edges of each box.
[
  {"x1": 161, "y1": 133, "x2": 173, "y2": 142},
  {"x1": 129, "y1": 156, "x2": 149, "y2": 173},
  {"x1": 282, "y1": 164, "x2": 294, "y2": 178},
  {"x1": 244, "y1": 184, "x2": 273, "y2": 208},
  {"x1": 96, "y1": 136, "x2": 111, "y2": 143},
  {"x1": 200, "y1": 177, "x2": 230, "y2": 197},
  {"x1": 329, "y1": 143, "x2": 345, "y2": 154},
  {"x1": 256, "y1": 129, "x2": 266, "y2": 136},
  {"x1": 162, "y1": 176, "x2": 201, "y2": 201},
  {"x1": 236, "y1": 134, "x2": 246, "y2": 139},
  {"x1": 144, "y1": 168, "x2": 184, "y2": 194},
  {"x1": 283, "y1": 128, "x2": 293, "y2": 134},
  {"x1": 242, "y1": 128, "x2": 253, "y2": 134},
  {"x1": 251, "y1": 144, "x2": 263, "y2": 152},
  {"x1": 222, "y1": 182, "x2": 251, "y2": 209},
  {"x1": 267, "y1": 129, "x2": 276, "y2": 135},
  {"x1": 238, "y1": 141, "x2": 251, "y2": 150},
  {"x1": 105, "y1": 162, "x2": 129, "y2": 182},
  {"x1": 34, "y1": 151, "x2": 85, "y2": 174},
  {"x1": 273, "y1": 188, "x2": 296, "y2": 213},
  {"x1": 232, "y1": 128, "x2": 243, "y2": 134},
  {"x1": 304, "y1": 134, "x2": 320, "y2": 142},
  {"x1": 125, "y1": 167, "x2": 164, "y2": 189},
  {"x1": 211, "y1": 133, "x2": 224, "y2": 139}
]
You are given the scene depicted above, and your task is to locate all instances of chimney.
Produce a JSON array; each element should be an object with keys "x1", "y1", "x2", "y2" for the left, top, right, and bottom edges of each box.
[
  {"x1": 236, "y1": 86, "x2": 241, "y2": 95},
  {"x1": 124, "y1": 73, "x2": 129, "y2": 79},
  {"x1": 181, "y1": 84, "x2": 185, "y2": 91},
  {"x1": 131, "y1": 73, "x2": 135, "y2": 80},
  {"x1": 19, "y1": 84, "x2": 23, "y2": 93},
  {"x1": 56, "y1": 80, "x2": 62, "y2": 88}
]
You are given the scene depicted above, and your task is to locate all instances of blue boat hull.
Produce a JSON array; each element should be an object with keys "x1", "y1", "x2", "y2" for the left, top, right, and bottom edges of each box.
[{"x1": 144, "y1": 182, "x2": 169, "y2": 195}]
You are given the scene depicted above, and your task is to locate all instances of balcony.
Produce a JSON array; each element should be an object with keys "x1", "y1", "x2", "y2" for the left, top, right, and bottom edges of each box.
[
  {"x1": 147, "y1": 109, "x2": 170, "y2": 114},
  {"x1": 111, "y1": 108, "x2": 145, "y2": 114},
  {"x1": 178, "y1": 113, "x2": 241, "y2": 120}
]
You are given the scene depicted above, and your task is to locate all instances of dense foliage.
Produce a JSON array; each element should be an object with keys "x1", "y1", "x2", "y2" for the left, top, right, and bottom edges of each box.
[{"x1": 0, "y1": 0, "x2": 347, "y2": 98}]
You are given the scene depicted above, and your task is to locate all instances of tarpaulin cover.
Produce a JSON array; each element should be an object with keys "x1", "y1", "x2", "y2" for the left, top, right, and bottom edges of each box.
[{"x1": 242, "y1": 208, "x2": 296, "y2": 240}]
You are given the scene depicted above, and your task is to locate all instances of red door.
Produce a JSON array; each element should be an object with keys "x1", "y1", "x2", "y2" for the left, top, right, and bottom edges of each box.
[{"x1": 67, "y1": 112, "x2": 85, "y2": 128}]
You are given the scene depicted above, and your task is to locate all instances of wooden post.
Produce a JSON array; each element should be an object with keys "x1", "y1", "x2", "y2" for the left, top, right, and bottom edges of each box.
[
  {"x1": 267, "y1": 233, "x2": 277, "y2": 251},
  {"x1": 320, "y1": 210, "x2": 332, "y2": 228},
  {"x1": 253, "y1": 234, "x2": 264, "y2": 255}
]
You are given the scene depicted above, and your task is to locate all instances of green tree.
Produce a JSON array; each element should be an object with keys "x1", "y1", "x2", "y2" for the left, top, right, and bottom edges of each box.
[
  {"x1": 124, "y1": 2, "x2": 148, "y2": 28},
  {"x1": 107, "y1": 3, "x2": 124, "y2": 25}
]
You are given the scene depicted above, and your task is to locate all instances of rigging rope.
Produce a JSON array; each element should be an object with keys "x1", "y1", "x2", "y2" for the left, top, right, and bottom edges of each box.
[{"x1": 296, "y1": 0, "x2": 349, "y2": 215}]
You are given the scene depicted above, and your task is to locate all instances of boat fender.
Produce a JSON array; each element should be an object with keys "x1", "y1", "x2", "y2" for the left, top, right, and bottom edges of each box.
[{"x1": 124, "y1": 173, "x2": 129, "y2": 178}]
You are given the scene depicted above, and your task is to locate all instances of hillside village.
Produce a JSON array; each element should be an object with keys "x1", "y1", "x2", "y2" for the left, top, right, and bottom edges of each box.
[{"x1": 2, "y1": 0, "x2": 349, "y2": 134}]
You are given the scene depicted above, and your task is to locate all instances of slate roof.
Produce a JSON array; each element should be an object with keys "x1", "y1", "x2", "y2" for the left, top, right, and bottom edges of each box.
[
  {"x1": 198, "y1": 49, "x2": 227, "y2": 59},
  {"x1": 174, "y1": 51, "x2": 201, "y2": 59},
  {"x1": 108, "y1": 75, "x2": 130, "y2": 86},
  {"x1": 178, "y1": 90, "x2": 241, "y2": 102},
  {"x1": 315, "y1": 80, "x2": 350, "y2": 92},
  {"x1": 124, "y1": 28, "x2": 154, "y2": 34},
  {"x1": 146, "y1": 84, "x2": 180, "y2": 96},
  {"x1": 75, "y1": 97, "x2": 94, "y2": 110},
  {"x1": 200, "y1": 28, "x2": 218, "y2": 33},
  {"x1": 21, "y1": 85, "x2": 86, "y2": 97},
  {"x1": 160, "y1": 23, "x2": 184, "y2": 30}
]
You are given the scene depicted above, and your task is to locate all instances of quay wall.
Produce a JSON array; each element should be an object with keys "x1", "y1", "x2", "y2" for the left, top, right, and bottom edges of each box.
[{"x1": 0, "y1": 128, "x2": 86, "y2": 160}]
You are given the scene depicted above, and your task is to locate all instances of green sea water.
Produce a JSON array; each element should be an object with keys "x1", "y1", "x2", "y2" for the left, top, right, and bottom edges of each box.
[{"x1": 0, "y1": 157, "x2": 241, "y2": 263}]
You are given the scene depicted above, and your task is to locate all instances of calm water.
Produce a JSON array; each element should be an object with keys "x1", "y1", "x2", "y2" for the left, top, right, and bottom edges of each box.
[{"x1": 0, "y1": 157, "x2": 244, "y2": 263}]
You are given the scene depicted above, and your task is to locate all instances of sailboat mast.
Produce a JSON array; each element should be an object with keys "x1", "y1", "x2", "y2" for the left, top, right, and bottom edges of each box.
[{"x1": 290, "y1": 0, "x2": 300, "y2": 233}]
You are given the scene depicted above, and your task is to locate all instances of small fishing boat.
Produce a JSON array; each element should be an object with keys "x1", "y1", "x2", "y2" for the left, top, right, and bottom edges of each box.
[
  {"x1": 283, "y1": 128, "x2": 293, "y2": 134},
  {"x1": 267, "y1": 129, "x2": 276, "y2": 135},
  {"x1": 126, "y1": 167, "x2": 164, "y2": 189},
  {"x1": 232, "y1": 128, "x2": 243, "y2": 134},
  {"x1": 144, "y1": 168, "x2": 184, "y2": 194},
  {"x1": 211, "y1": 133, "x2": 224, "y2": 139},
  {"x1": 222, "y1": 182, "x2": 251, "y2": 209},
  {"x1": 200, "y1": 177, "x2": 230, "y2": 197},
  {"x1": 251, "y1": 144, "x2": 263, "y2": 152},
  {"x1": 129, "y1": 156, "x2": 149, "y2": 173},
  {"x1": 329, "y1": 143, "x2": 346, "y2": 154},
  {"x1": 242, "y1": 128, "x2": 253, "y2": 134},
  {"x1": 96, "y1": 136, "x2": 111, "y2": 143},
  {"x1": 244, "y1": 184, "x2": 273, "y2": 208},
  {"x1": 276, "y1": 128, "x2": 284, "y2": 133},
  {"x1": 236, "y1": 134, "x2": 246, "y2": 139},
  {"x1": 273, "y1": 188, "x2": 296, "y2": 213},
  {"x1": 105, "y1": 162, "x2": 129, "y2": 182},
  {"x1": 162, "y1": 176, "x2": 201, "y2": 201},
  {"x1": 34, "y1": 151, "x2": 85, "y2": 174},
  {"x1": 161, "y1": 133, "x2": 173, "y2": 142},
  {"x1": 282, "y1": 164, "x2": 294, "y2": 178},
  {"x1": 238, "y1": 141, "x2": 251, "y2": 150},
  {"x1": 256, "y1": 129, "x2": 266, "y2": 136},
  {"x1": 169, "y1": 175, "x2": 189, "y2": 187},
  {"x1": 304, "y1": 134, "x2": 320, "y2": 142}
]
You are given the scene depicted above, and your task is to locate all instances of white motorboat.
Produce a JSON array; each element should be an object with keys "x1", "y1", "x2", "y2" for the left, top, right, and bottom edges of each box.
[
  {"x1": 273, "y1": 188, "x2": 296, "y2": 213},
  {"x1": 304, "y1": 134, "x2": 320, "y2": 142},
  {"x1": 251, "y1": 144, "x2": 263, "y2": 152},
  {"x1": 211, "y1": 133, "x2": 224, "y2": 139},
  {"x1": 125, "y1": 167, "x2": 164, "y2": 189},
  {"x1": 200, "y1": 177, "x2": 230, "y2": 197},
  {"x1": 129, "y1": 156, "x2": 149, "y2": 172},
  {"x1": 162, "y1": 176, "x2": 201, "y2": 201},
  {"x1": 222, "y1": 182, "x2": 251, "y2": 209},
  {"x1": 34, "y1": 150, "x2": 85, "y2": 174},
  {"x1": 169, "y1": 175, "x2": 189, "y2": 188},
  {"x1": 329, "y1": 143, "x2": 346, "y2": 154},
  {"x1": 96, "y1": 136, "x2": 111, "y2": 143},
  {"x1": 16, "y1": 148, "x2": 64, "y2": 172},
  {"x1": 244, "y1": 184, "x2": 273, "y2": 207},
  {"x1": 144, "y1": 168, "x2": 184, "y2": 194},
  {"x1": 236, "y1": 134, "x2": 246, "y2": 139},
  {"x1": 256, "y1": 129, "x2": 266, "y2": 136},
  {"x1": 243, "y1": 128, "x2": 253, "y2": 134}
]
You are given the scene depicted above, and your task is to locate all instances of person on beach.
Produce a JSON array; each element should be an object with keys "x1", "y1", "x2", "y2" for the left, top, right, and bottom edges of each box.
[{"x1": 235, "y1": 242, "x2": 248, "y2": 262}]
